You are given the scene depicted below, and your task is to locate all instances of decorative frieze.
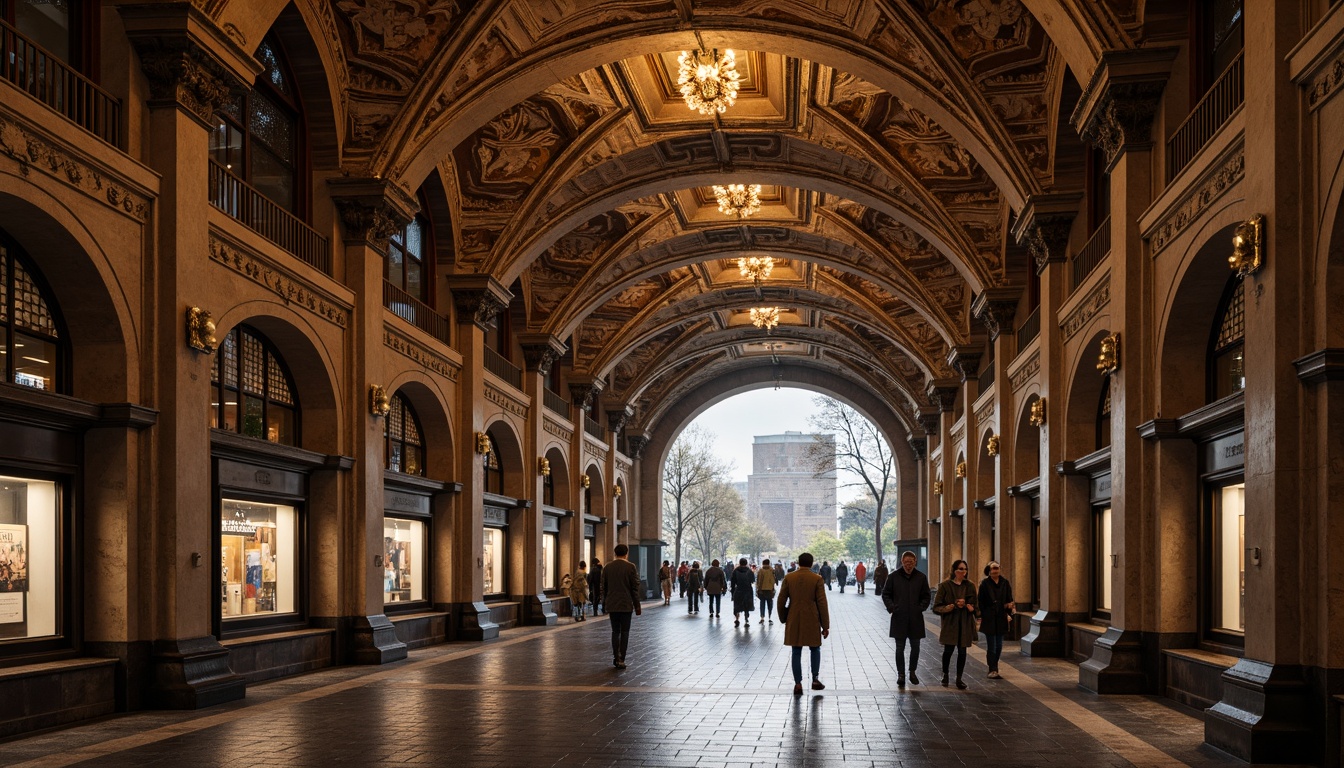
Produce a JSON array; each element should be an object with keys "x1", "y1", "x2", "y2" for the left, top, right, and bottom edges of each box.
[
  {"x1": 0, "y1": 116, "x2": 150, "y2": 222},
  {"x1": 383, "y1": 328, "x2": 460, "y2": 381},
  {"x1": 1150, "y1": 149, "x2": 1245, "y2": 254},
  {"x1": 1009, "y1": 352, "x2": 1040, "y2": 391},
  {"x1": 1307, "y1": 52, "x2": 1344, "y2": 110},
  {"x1": 1061, "y1": 276, "x2": 1111, "y2": 342},
  {"x1": 484, "y1": 384, "x2": 528, "y2": 419},
  {"x1": 208, "y1": 232, "x2": 351, "y2": 327},
  {"x1": 543, "y1": 418, "x2": 573, "y2": 443},
  {"x1": 975, "y1": 400, "x2": 995, "y2": 426}
]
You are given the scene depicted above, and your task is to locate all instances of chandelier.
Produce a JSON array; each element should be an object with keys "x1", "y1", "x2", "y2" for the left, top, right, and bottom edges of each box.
[
  {"x1": 677, "y1": 49, "x2": 741, "y2": 115},
  {"x1": 713, "y1": 183, "x2": 762, "y2": 219},
  {"x1": 750, "y1": 307, "x2": 781, "y2": 331},
  {"x1": 737, "y1": 255, "x2": 774, "y2": 287}
]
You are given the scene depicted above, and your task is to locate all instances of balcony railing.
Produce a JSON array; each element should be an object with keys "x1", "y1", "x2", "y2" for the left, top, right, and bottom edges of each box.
[
  {"x1": 1071, "y1": 217, "x2": 1111, "y2": 292},
  {"x1": 1, "y1": 19, "x2": 121, "y2": 147},
  {"x1": 584, "y1": 416, "x2": 605, "y2": 440},
  {"x1": 977, "y1": 363, "x2": 995, "y2": 393},
  {"x1": 209, "y1": 160, "x2": 331, "y2": 275},
  {"x1": 1017, "y1": 306, "x2": 1040, "y2": 350},
  {"x1": 1167, "y1": 52, "x2": 1244, "y2": 182},
  {"x1": 543, "y1": 387, "x2": 570, "y2": 417},
  {"x1": 384, "y1": 281, "x2": 450, "y2": 344},
  {"x1": 484, "y1": 347, "x2": 521, "y2": 389}
]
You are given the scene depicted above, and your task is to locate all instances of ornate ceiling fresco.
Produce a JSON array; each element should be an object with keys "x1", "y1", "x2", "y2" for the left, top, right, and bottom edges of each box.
[{"x1": 209, "y1": 0, "x2": 1160, "y2": 442}]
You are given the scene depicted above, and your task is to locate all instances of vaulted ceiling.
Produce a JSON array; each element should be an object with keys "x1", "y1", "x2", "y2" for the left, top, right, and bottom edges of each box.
[{"x1": 266, "y1": 0, "x2": 1179, "y2": 440}]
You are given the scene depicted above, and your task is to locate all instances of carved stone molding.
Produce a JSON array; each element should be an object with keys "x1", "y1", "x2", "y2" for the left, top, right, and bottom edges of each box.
[
  {"x1": 328, "y1": 177, "x2": 418, "y2": 250},
  {"x1": 947, "y1": 346, "x2": 982, "y2": 382},
  {"x1": 0, "y1": 115, "x2": 150, "y2": 222},
  {"x1": 383, "y1": 328, "x2": 460, "y2": 382},
  {"x1": 1150, "y1": 148, "x2": 1245, "y2": 254},
  {"x1": 1307, "y1": 52, "x2": 1344, "y2": 110},
  {"x1": 916, "y1": 408, "x2": 942, "y2": 435},
  {"x1": 518, "y1": 333, "x2": 568, "y2": 374},
  {"x1": 1012, "y1": 193, "x2": 1081, "y2": 274},
  {"x1": 626, "y1": 434, "x2": 650, "y2": 460},
  {"x1": 485, "y1": 384, "x2": 528, "y2": 419},
  {"x1": 907, "y1": 436, "x2": 927, "y2": 462},
  {"x1": 1072, "y1": 47, "x2": 1177, "y2": 165},
  {"x1": 1061, "y1": 276, "x2": 1111, "y2": 342},
  {"x1": 446, "y1": 274, "x2": 511, "y2": 331},
  {"x1": 925, "y1": 379, "x2": 959, "y2": 413},
  {"x1": 971, "y1": 287, "x2": 1021, "y2": 341},
  {"x1": 975, "y1": 400, "x2": 995, "y2": 426},
  {"x1": 543, "y1": 418, "x2": 573, "y2": 443},
  {"x1": 1010, "y1": 351, "x2": 1041, "y2": 391},
  {"x1": 134, "y1": 41, "x2": 238, "y2": 125},
  {"x1": 569, "y1": 378, "x2": 605, "y2": 413},
  {"x1": 605, "y1": 405, "x2": 635, "y2": 435},
  {"x1": 208, "y1": 231, "x2": 351, "y2": 328}
]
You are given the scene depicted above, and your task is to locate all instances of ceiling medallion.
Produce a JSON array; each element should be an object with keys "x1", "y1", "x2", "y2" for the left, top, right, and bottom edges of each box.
[
  {"x1": 737, "y1": 255, "x2": 774, "y2": 287},
  {"x1": 713, "y1": 183, "x2": 762, "y2": 219},
  {"x1": 677, "y1": 49, "x2": 740, "y2": 115},
  {"x1": 750, "y1": 306, "x2": 781, "y2": 331}
]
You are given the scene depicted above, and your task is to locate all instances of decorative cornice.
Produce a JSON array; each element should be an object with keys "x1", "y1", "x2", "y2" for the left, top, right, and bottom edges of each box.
[
  {"x1": 383, "y1": 328, "x2": 460, "y2": 382},
  {"x1": 518, "y1": 333, "x2": 568, "y2": 374},
  {"x1": 1012, "y1": 193, "x2": 1081, "y2": 274},
  {"x1": 971, "y1": 287, "x2": 1021, "y2": 341},
  {"x1": 328, "y1": 177, "x2": 418, "y2": 250},
  {"x1": 925, "y1": 379, "x2": 959, "y2": 413},
  {"x1": 605, "y1": 405, "x2": 635, "y2": 435},
  {"x1": 484, "y1": 383, "x2": 528, "y2": 419},
  {"x1": 208, "y1": 231, "x2": 351, "y2": 328},
  {"x1": 1294, "y1": 348, "x2": 1344, "y2": 384},
  {"x1": 1009, "y1": 351, "x2": 1040, "y2": 391},
  {"x1": 1072, "y1": 47, "x2": 1177, "y2": 165},
  {"x1": 0, "y1": 115, "x2": 151, "y2": 222},
  {"x1": 1061, "y1": 275, "x2": 1111, "y2": 342},
  {"x1": 446, "y1": 274, "x2": 511, "y2": 331},
  {"x1": 947, "y1": 346, "x2": 982, "y2": 382},
  {"x1": 1150, "y1": 148, "x2": 1245, "y2": 254}
]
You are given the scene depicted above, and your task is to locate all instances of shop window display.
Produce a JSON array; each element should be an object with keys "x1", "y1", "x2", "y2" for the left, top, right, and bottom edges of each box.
[
  {"x1": 1212, "y1": 483, "x2": 1245, "y2": 635},
  {"x1": 220, "y1": 499, "x2": 296, "y2": 619},
  {"x1": 1093, "y1": 506, "x2": 1112, "y2": 616},
  {"x1": 483, "y1": 527, "x2": 504, "y2": 596},
  {"x1": 0, "y1": 476, "x2": 57, "y2": 641},
  {"x1": 542, "y1": 532, "x2": 557, "y2": 591},
  {"x1": 383, "y1": 517, "x2": 425, "y2": 603}
]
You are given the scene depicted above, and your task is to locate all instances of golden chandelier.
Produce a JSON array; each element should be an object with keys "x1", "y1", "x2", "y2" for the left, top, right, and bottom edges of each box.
[
  {"x1": 737, "y1": 255, "x2": 774, "y2": 287},
  {"x1": 750, "y1": 307, "x2": 781, "y2": 331},
  {"x1": 677, "y1": 49, "x2": 741, "y2": 115},
  {"x1": 714, "y1": 183, "x2": 762, "y2": 218}
]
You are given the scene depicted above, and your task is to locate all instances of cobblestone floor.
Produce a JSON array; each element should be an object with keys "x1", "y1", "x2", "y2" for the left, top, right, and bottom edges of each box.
[{"x1": 0, "y1": 591, "x2": 1298, "y2": 767}]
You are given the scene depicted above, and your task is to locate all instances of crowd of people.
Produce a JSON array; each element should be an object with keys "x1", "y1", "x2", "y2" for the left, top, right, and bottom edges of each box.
[{"x1": 565, "y1": 546, "x2": 1015, "y2": 692}]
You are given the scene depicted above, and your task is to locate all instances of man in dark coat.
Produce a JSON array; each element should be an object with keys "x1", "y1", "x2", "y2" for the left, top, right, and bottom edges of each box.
[
  {"x1": 587, "y1": 557, "x2": 604, "y2": 615},
  {"x1": 820, "y1": 561, "x2": 833, "y2": 590},
  {"x1": 601, "y1": 544, "x2": 642, "y2": 669},
  {"x1": 881, "y1": 550, "x2": 931, "y2": 686},
  {"x1": 836, "y1": 560, "x2": 849, "y2": 593}
]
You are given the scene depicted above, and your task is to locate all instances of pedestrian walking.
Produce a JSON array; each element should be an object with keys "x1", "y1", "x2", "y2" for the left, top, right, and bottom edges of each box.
[
  {"x1": 756, "y1": 558, "x2": 777, "y2": 625},
  {"x1": 836, "y1": 560, "x2": 849, "y2": 593},
  {"x1": 601, "y1": 544, "x2": 642, "y2": 669},
  {"x1": 704, "y1": 559, "x2": 727, "y2": 617},
  {"x1": 777, "y1": 551, "x2": 830, "y2": 696},
  {"x1": 588, "y1": 558, "x2": 604, "y2": 615},
  {"x1": 854, "y1": 561, "x2": 867, "y2": 594},
  {"x1": 686, "y1": 561, "x2": 704, "y2": 615},
  {"x1": 821, "y1": 561, "x2": 833, "y2": 590},
  {"x1": 658, "y1": 560, "x2": 673, "y2": 605},
  {"x1": 773, "y1": 561, "x2": 785, "y2": 585},
  {"x1": 730, "y1": 558, "x2": 756, "y2": 627},
  {"x1": 677, "y1": 561, "x2": 689, "y2": 598},
  {"x1": 881, "y1": 550, "x2": 931, "y2": 686},
  {"x1": 569, "y1": 561, "x2": 589, "y2": 622},
  {"x1": 933, "y1": 559, "x2": 978, "y2": 689},
  {"x1": 873, "y1": 560, "x2": 889, "y2": 596},
  {"x1": 978, "y1": 561, "x2": 1015, "y2": 679}
]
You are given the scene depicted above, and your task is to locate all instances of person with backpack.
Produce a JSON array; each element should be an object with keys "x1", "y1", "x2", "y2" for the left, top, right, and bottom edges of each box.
[{"x1": 568, "y1": 561, "x2": 589, "y2": 622}]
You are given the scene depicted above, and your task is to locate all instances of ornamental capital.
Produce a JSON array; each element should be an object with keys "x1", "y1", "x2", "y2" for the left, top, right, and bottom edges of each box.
[
  {"x1": 605, "y1": 405, "x2": 636, "y2": 435},
  {"x1": 1012, "y1": 193, "x2": 1081, "y2": 274},
  {"x1": 1072, "y1": 47, "x2": 1178, "y2": 166},
  {"x1": 971, "y1": 287, "x2": 1021, "y2": 342},
  {"x1": 568, "y1": 377, "x2": 605, "y2": 413},
  {"x1": 916, "y1": 407, "x2": 942, "y2": 436},
  {"x1": 329, "y1": 177, "x2": 418, "y2": 250},
  {"x1": 626, "y1": 434, "x2": 650, "y2": 460},
  {"x1": 447, "y1": 274, "x2": 512, "y2": 331},
  {"x1": 947, "y1": 346, "x2": 982, "y2": 382},
  {"x1": 925, "y1": 379, "x2": 960, "y2": 413},
  {"x1": 907, "y1": 435, "x2": 928, "y2": 462},
  {"x1": 518, "y1": 333, "x2": 568, "y2": 374}
]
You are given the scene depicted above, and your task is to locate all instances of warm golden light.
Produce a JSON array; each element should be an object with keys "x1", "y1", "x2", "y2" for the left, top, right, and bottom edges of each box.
[
  {"x1": 737, "y1": 255, "x2": 774, "y2": 285},
  {"x1": 750, "y1": 306, "x2": 781, "y2": 331},
  {"x1": 677, "y1": 49, "x2": 741, "y2": 115},
  {"x1": 713, "y1": 183, "x2": 762, "y2": 218}
]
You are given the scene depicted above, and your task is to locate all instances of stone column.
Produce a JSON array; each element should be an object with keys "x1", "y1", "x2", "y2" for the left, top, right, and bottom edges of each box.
[
  {"x1": 948, "y1": 347, "x2": 984, "y2": 569},
  {"x1": 973, "y1": 289, "x2": 1022, "y2": 593},
  {"x1": 606, "y1": 405, "x2": 633, "y2": 555},
  {"x1": 569, "y1": 377, "x2": 605, "y2": 563},
  {"x1": 926, "y1": 381, "x2": 958, "y2": 576},
  {"x1": 916, "y1": 408, "x2": 941, "y2": 580},
  {"x1": 1013, "y1": 192, "x2": 1080, "y2": 657},
  {"x1": 1072, "y1": 46, "x2": 1175, "y2": 693},
  {"x1": 518, "y1": 334, "x2": 567, "y2": 626},
  {"x1": 326, "y1": 177, "x2": 416, "y2": 664},
  {"x1": 121, "y1": 4, "x2": 255, "y2": 708},
  {"x1": 446, "y1": 275, "x2": 511, "y2": 640}
]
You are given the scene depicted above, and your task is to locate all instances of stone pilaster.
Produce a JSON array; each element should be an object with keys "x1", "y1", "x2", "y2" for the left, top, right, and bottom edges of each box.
[
  {"x1": 606, "y1": 405, "x2": 635, "y2": 436},
  {"x1": 1071, "y1": 47, "x2": 1178, "y2": 168},
  {"x1": 568, "y1": 377, "x2": 605, "y2": 414},
  {"x1": 971, "y1": 287, "x2": 1021, "y2": 342}
]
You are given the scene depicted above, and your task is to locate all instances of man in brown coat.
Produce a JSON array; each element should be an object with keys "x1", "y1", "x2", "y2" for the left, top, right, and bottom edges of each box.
[
  {"x1": 601, "y1": 544, "x2": 642, "y2": 669},
  {"x1": 777, "y1": 551, "x2": 830, "y2": 695}
]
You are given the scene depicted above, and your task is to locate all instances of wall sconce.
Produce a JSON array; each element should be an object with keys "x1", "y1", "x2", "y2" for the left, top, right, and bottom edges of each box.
[
  {"x1": 932, "y1": 480, "x2": 943, "y2": 495},
  {"x1": 186, "y1": 306, "x2": 217, "y2": 353},
  {"x1": 1096, "y1": 333, "x2": 1120, "y2": 375},
  {"x1": 955, "y1": 461, "x2": 967, "y2": 479},
  {"x1": 1029, "y1": 397, "x2": 1047, "y2": 427},
  {"x1": 1229, "y1": 214, "x2": 1264, "y2": 277},
  {"x1": 369, "y1": 384, "x2": 391, "y2": 416},
  {"x1": 581, "y1": 475, "x2": 591, "y2": 489},
  {"x1": 538, "y1": 457, "x2": 551, "y2": 477},
  {"x1": 474, "y1": 431, "x2": 491, "y2": 455},
  {"x1": 987, "y1": 434, "x2": 1000, "y2": 457},
  {"x1": 613, "y1": 485, "x2": 622, "y2": 498}
]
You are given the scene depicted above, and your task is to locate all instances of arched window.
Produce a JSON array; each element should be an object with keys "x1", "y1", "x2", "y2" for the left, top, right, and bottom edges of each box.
[
  {"x1": 387, "y1": 216, "x2": 430, "y2": 304},
  {"x1": 1209, "y1": 277, "x2": 1245, "y2": 401},
  {"x1": 484, "y1": 432, "x2": 503, "y2": 495},
  {"x1": 1096, "y1": 377, "x2": 1112, "y2": 450},
  {"x1": 209, "y1": 35, "x2": 303, "y2": 215},
  {"x1": 0, "y1": 231, "x2": 65, "y2": 393},
  {"x1": 210, "y1": 325, "x2": 298, "y2": 445},
  {"x1": 384, "y1": 393, "x2": 424, "y2": 475}
]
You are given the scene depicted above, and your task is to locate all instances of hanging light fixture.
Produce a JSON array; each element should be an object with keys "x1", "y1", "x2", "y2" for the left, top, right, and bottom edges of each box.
[
  {"x1": 677, "y1": 49, "x2": 741, "y2": 115},
  {"x1": 713, "y1": 183, "x2": 762, "y2": 218},
  {"x1": 750, "y1": 306, "x2": 781, "y2": 331},
  {"x1": 737, "y1": 255, "x2": 774, "y2": 289}
]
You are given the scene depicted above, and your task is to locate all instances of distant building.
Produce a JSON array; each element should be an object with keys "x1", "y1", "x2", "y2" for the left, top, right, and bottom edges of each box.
[{"x1": 746, "y1": 432, "x2": 837, "y2": 548}]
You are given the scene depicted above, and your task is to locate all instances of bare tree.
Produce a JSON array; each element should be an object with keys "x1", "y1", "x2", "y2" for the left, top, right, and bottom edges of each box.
[
  {"x1": 806, "y1": 396, "x2": 897, "y2": 566},
  {"x1": 688, "y1": 480, "x2": 743, "y2": 565},
  {"x1": 662, "y1": 424, "x2": 732, "y2": 565}
]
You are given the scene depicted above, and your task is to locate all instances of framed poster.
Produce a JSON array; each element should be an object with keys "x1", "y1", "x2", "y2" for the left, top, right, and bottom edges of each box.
[{"x1": 0, "y1": 523, "x2": 27, "y2": 625}]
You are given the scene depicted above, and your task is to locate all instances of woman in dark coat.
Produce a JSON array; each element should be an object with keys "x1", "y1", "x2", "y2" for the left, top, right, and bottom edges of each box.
[
  {"x1": 881, "y1": 550, "x2": 930, "y2": 686},
  {"x1": 932, "y1": 559, "x2": 978, "y2": 689},
  {"x1": 703, "y1": 559, "x2": 728, "y2": 617},
  {"x1": 730, "y1": 558, "x2": 756, "y2": 627},
  {"x1": 873, "y1": 560, "x2": 889, "y2": 596},
  {"x1": 977, "y1": 561, "x2": 1015, "y2": 679}
]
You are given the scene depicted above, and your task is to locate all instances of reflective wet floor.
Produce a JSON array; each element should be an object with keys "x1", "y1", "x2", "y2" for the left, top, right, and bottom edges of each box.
[{"x1": 0, "y1": 592, "x2": 1283, "y2": 767}]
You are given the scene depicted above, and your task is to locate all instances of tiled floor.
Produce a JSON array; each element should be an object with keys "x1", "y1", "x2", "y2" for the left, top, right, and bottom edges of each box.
[{"x1": 0, "y1": 593, "x2": 1286, "y2": 767}]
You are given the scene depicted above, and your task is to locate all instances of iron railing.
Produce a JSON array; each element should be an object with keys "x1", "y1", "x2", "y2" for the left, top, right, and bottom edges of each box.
[
  {"x1": 1167, "y1": 52, "x2": 1244, "y2": 182},
  {"x1": 1072, "y1": 217, "x2": 1111, "y2": 292},
  {"x1": 543, "y1": 388, "x2": 570, "y2": 416},
  {"x1": 1, "y1": 19, "x2": 121, "y2": 147},
  {"x1": 209, "y1": 160, "x2": 331, "y2": 275},
  {"x1": 1016, "y1": 306, "x2": 1040, "y2": 350},
  {"x1": 484, "y1": 347, "x2": 522, "y2": 389},
  {"x1": 584, "y1": 416, "x2": 605, "y2": 439},
  {"x1": 977, "y1": 363, "x2": 995, "y2": 393},
  {"x1": 384, "y1": 281, "x2": 450, "y2": 344}
]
